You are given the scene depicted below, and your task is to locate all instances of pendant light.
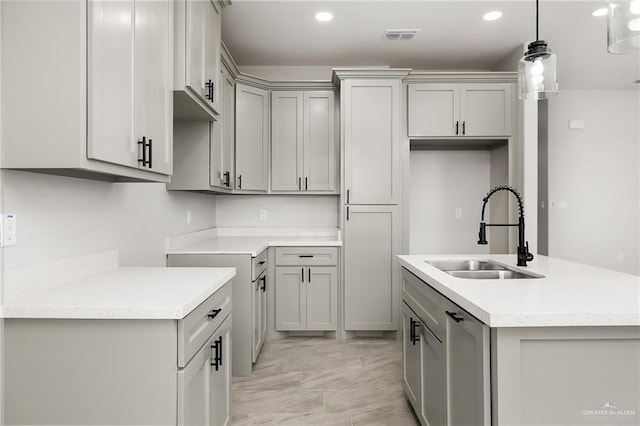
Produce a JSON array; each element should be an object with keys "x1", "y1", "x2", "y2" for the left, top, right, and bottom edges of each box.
[
  {"x1": 517, "y1": 0, "x2": 558, "y2": 100},
  {"x1": 608, "y1": 0, "x2": 640, "y2": 53}
]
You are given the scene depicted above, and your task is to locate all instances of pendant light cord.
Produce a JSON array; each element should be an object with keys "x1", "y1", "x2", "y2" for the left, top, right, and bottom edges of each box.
[{"x1": 536, "y1": 0, "x2": 539, "y2": 41}]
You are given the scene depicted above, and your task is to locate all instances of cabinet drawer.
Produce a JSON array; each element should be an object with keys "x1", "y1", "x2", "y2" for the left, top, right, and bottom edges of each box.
[
  {"x1": 178, "y1": 281, "x2": 232, "y2": 367},
  {"x1": 402, "y1": 268, "x2": 444, "y2": 340},
  {"x1": 275, "y1": 247, "x2": 338, "y2": 266},
  {"x1": 252, "y1": 249, "x2": 268, "y2": 281}
]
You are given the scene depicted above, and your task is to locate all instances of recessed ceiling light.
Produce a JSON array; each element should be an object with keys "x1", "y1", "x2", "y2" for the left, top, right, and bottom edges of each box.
[
  {"x1": 592, "y1": 7, "x2": 608, "y2": 17},
  {"x1": 483, "y1": 11, "x2": 502, "y2": 21},
  {"x1": 315, "y1": 11, "x2": 333, "y2": 22}
]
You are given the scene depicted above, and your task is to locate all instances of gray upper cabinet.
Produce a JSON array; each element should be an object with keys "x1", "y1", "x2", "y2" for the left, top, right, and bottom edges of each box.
[
  {"x1": 210, "y1": 64, "x2": 235, "y2": 190},
  {"x1": 343, "y1": 79, "x2": 401, "y2": 205},
  {"x1": 271, "y1": 90, "x2": 336, "y2": 193},
  {"x1": 235, "y1": 83, "x2": 269, "y2": 192},
  {"x1": 1, "y1": 0, "x2": 173, "y2": 182},
  {"x1": 408, "y1": 83, "x2": 512, "y2": 138},
  {"x1": 174, "y1": 0, "x2": 223, "y2": 119}
]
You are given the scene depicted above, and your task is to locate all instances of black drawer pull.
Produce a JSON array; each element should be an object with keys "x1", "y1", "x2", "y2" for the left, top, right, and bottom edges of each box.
[
  {"x1": 258, "y1": 260, "x2": 266, "y2": 265},
  {"x1": 446, "y1": 311, "x2": 464, "y2": 323},
  {"x1": 207, "y1": 308, "x2": 222, "y2": 320},
  {"x1": 298, "y1": 255, "x2": 314, "y2": 258}
]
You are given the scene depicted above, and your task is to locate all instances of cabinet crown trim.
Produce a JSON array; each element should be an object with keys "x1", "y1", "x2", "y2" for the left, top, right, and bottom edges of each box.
[{"x1": 404, "y1": 71, "x2": 517, "y2": 83}]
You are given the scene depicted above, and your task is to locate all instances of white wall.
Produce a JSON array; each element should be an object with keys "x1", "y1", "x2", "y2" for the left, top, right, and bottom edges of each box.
[
  {"x1": 215, "y1": 194, "x2": 338, "y2": 228},
  {"x1": 548, "y1": 89, "x2": 640, "y2": 275},
  {"x1": 1, "y1": 171, "x2": 217, "y2": 270},
  {"x1": 409, "y1": 150, "x2": 492, "y2": 255}
]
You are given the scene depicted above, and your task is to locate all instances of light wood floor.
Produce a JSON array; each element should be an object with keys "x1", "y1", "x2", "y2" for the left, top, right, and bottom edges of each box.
[{"x1": 231, "y1": 337, "x2": 420, "y2": 425}]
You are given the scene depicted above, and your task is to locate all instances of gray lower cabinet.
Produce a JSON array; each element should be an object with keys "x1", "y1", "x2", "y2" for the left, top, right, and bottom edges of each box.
[
  {"x1": 274, "y1": 247, "x2": 338, "y2": 331},
  {"x1": 344, "y1": 205, "x2": 400, "y2": 330},
  {"x1": 5, "y1": 282, "x2": 232, "y2": 425},
  {"x1": 402, "y1": 268, "x2": 489, "y2": 426},
  {"x1": 167, "y1": 251, "x2": 267, "y2": 376},
  {"x1": 252, "y1": 268, "x2": 267, "y2": 362}
]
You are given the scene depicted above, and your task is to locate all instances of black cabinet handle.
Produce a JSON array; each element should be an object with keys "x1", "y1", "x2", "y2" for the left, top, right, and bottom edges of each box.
[
  {"x1": 205, "y1": 79, "x2": 214, "y2": 101},
  {"x1": 298, "y1": 255, "x2": 314, "y2": 258},
  {"x1": 446, "y1": 311, "x2": 464, "y2": 323},
  {"x1": 305, "y1": 177, "x2": 308, "y2": 191},
  {"x1": 298, "y1": 177, "x2": 301, "y2": 190},
  {"x1": 238, "y1": 175, "x2": 242, "y2": 189},
  {"x1": 462, "y1": 121, "x2": 466, "y2": 135},
  {"x1": 207, "y1": 308, "x2": 222, "y2": 320},
  {"x1": 261, "y1": 275, "x2": 266, "y2": 292},
  {"x1": 148, "y1": 138, "x2": 152, "y2": 168},
  {"x1": 455, "y1": 121, "x2": 459, "y2": 135},
  {"x1": 346, "y1": 189, "x2": 350, "y2": 204},
  {"x1": 346, "y1": 206, "x2": 350, "y2": 221},
  {"x1": 223, "y1": 171, "x2": 230, "y2": 187},
  {"x1": 410, "y1": 318, "x2": 420, "y2": 345},
  {"x1": 138, "y1": 136, "x2": 151, "y2": 168},
  {"x1": 308, "y1": 268, "x2": 311, "y2": 283},
  {"x1": 211, "y1": 336, "x2": 223, "y2": 370},
  {"x1": 258, "y1": 260, "x2": 266, "y2": 265},
  {"x1": 301, "y1": 267, "x2": 304, "y2": 283}
]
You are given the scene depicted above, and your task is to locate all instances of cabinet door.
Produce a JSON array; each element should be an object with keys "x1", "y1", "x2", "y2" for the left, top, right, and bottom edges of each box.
[
  {"x1": 178, "y1": 334, "x2": 213, "y2": 426},
  {"x1": 134, "y1": 0, "x2": 172, "y2": 175},
  {"x1": 260, "y1": 275, "x2": 268, "y2": 347},
  {"x1": 408, "y1": 84, "x2": 459, "y2": 137},
  {"x1": 460, "y1": 84, "x2": 512, "y2": 136},
  {"x1": 443, "y1": 300, "x2": 491, "y2": 426},
  {"x1": 271, "y1": 91, "x2": 303, "y2": 191},
  {"x1": 210, "y1": 315, "x2": 232, "y2": 426},
  {"x1": 275, "y1": 267, "x2": 306, "y2": 330},
  {"x1": 304, "y1": 91, "x2": 335, "y2": 192},
  {"x1": 87, "y1": 0, "x2": 136, "y2": 168},
  {"x1": 251, "y1": 278, "x2": 262, "y2": 362},
  {"x1": 235, "y1": 83, "x2": 269, "y2": 191},
  {"x1": 420, "y1": 320, "x2": 445, "y2": 426},
  {"x1": 218, "y1": 65, "x2": 235, "y2": 189},
  {"x1": 185, "y1": 0, "x2": 206, "y2": 103},
  {"x1": 344, "y1": 205, "x2": 400, "y2": 330},
  {"x1": 343, "y1": 79, "x2": 401, "y2": 204},
  {"x1": 307, "y1": 267, "x2": 338, "y2": 330},
  {"x1": 203, "y1": 1, "x2": 221, "y2": 110},
  {"x1": 402, "y1": 302, "x2": 422, "y2": 412}
]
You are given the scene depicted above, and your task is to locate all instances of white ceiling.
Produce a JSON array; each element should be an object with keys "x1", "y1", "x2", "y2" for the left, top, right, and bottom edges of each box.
[{"x1": 221, "y1": 0, "x2": 640, "y2": 89}]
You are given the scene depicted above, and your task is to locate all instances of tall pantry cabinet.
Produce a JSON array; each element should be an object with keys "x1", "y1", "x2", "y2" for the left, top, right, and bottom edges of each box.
[{"x1": 335, "y1": 69, "x2": 409, "y2": 332}]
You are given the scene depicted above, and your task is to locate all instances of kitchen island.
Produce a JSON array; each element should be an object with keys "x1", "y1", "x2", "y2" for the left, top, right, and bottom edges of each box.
[
  {"x1": 398, "y1": 254, "x2": 640, "y2": 426},
  {"x1": 3, "y1": 267, "x2": 235, "y2": 425}
]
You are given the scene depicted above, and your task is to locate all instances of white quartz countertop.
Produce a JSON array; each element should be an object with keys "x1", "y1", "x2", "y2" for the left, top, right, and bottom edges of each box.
[
  {"x1": 398, "y1": 254, "x2": 640, "y2": 327},
  {"x1": 167, "y1": 236, "x2": 342, "y2": 257},
  {"x1": 2, "y1": 267, "x2": 235, "y2": 320}
]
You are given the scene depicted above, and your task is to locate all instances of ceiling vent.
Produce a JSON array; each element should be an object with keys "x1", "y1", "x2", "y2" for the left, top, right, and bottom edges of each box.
[{"x1": 383, "y1": 29, "x2": 420, "y2": 41}]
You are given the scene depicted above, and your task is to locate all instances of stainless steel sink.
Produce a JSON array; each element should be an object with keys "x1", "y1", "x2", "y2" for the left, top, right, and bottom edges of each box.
[
  {"x1": 426, "y1": 259, "x2": 544, "y2": 279},
  {"x1": 426, "y1": 259, "x2": 508, "y2": 271},
  {"x1": 447, "y1": 270, "x2": 543, "y2": 280}
]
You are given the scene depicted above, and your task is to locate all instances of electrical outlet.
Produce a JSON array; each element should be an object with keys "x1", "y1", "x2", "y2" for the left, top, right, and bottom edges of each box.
[
  {"x1": 259, "y1": 209, "x2": 267, "y2": 221},
  {"x1": 187, "y1": 209, "x2": 192, "y2": 224},
  {"x1": 454, "y1": 208, "x2": 462, "y2": 219},
  {"x1": 1, "y1": 213, "x2": 17, "y2": 247}
]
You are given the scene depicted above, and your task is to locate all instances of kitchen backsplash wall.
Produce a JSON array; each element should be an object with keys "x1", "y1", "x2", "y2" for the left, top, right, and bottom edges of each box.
[
  {"x1": 1, "y1": 171, "x2": 217, "y2": 270},
  {"x1": 409, "y1": 150, "x2": 493, "y2": 255},
  {"x1": 548, "y1": 89, "x2": 639, "y2": 275},
  {"x1": 215, "y1": 194, "x2": 339, "y2": 228}
]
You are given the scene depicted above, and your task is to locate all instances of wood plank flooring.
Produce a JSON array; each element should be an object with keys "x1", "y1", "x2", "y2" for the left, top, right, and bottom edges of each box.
[{"x1": 231, "y1": 337, "x2": 420, "y2": 426}]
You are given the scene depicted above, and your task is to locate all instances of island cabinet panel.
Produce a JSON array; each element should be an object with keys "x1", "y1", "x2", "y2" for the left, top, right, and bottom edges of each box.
[
  {"x1": 344, "y1": 206, "x2": 400, "y2": 330},
  {"x1": 492, "y1": 327, "x2": 640, "y2": 426},
  {"x1": 402, "y1": 302, "x2": 422, "y2": 411},
  {"x1": 443, "y1": 299, "x2": 491, "y2": 426},
  {"x1": 420, "y1": 319, "x2": 445, "y2": 426},
  {"x1": 408, "y1": 83, "x2": 512, "y2": 138}
]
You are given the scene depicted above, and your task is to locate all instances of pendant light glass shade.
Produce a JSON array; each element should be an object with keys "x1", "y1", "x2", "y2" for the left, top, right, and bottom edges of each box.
[
  {"x1": 607, "y1": 0, "x2": 640, "y2": 53},
  {"x1": 518, "y1": 40, "x2": 558, "y2": 100}
]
